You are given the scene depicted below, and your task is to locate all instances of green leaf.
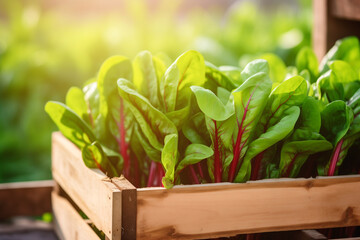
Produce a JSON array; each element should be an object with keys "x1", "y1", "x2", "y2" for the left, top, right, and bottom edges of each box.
[
  {"x1": 182, "y1": 112, "x2": 211, "y2": 145},
  {"x1": 45, "y1": 101, "x2": 96, "y2": 149},
  {"x1": 319, "y1": 36, "x2": 360, "y2": 74},
  {"x1": 295, "y1": 47, "x2": 319, "y2": 83},
  {"x1": 161, "y1": 134, "x2": 178, "y2": 189},
  {"x1": 82, "y1": 141, "x2": 119, "y2": 177},
  {"x1": 329, "y1": 60, "x2": 358, "y2": 83},
  {"x1": 280, "y1": 139, "x2": 332, "y2": 177},
  {"x1": 298, "y1": 97, "x2": 322, "y2": 132},
  {"x1": 98, "y1": 56, "x2": 132, "y2": 120},
  {"x1": 316, "y1": 70, "x2": 344, "y2": 102},
  {"x1": 204, "y1": 62, "x2": 236, "y2": 91},
  {"x1": 241, "y1": 59, "x2": 269, "y2": 82},
  {"x1": 133, "y1": 51, "x2": 159, "y2": 107},
  {"x1": 175, "y1": 144, "x2": 213, "y2": 175},
  {"x1": 218, "y1": 65, "x2": 242, "y2": 87},
  {"x1": 320, "y1": 100, "x2": 353, "y2": 145},
  {"x1": 260, "y1": 53, "x2": 286, "y2": 83},
  {"x1": 117, "y1": 78, "x2": 177, "y2": 151},
  {"x1": 66, "y1": 87, "x2": 90, "y2": 125},
  {"x1": 191, "y1": 86, "x2": 234, "y2": 121},
  {"x1": 160, "y1": 50, "x2": 205, "y2": 112},
  {"x1": 235, "y1": 106, "x2": 301, "y2": 182}
]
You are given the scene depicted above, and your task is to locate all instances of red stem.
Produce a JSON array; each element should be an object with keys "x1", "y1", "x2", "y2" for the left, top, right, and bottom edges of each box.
[
  {"x1": 197, "y1": 162, "x2": 205, "y2": 180},
  {"x1": 118, "y1": 98, "x2": 130, "y2": 179},
  {"x1": 283, "y1": 153, "x2": 299, "y2": 178},
  {"x1": 134, "y1": 155, "x2": 140, "y2": 187},
  {"x1": 327, "y1": 139, "x2": 344, "y2": 176},
  {"x1": 228, "y1": 87, "x2": 255, "y2": 182},
  {"x1": 147, "y1": 161, "x2": 157, "y2": 187},
  {"x1": 157, "y1": 162, "x2": 165, "y2": 187},
  {"x1": 189, "y1": 165, "x2": 200, "y2": 184},
  {"x1": 213, "y1": 120, "x2": 222, "y2": 183},
  {"x1": 251, "y1": 151, "x2": 265, "y2": 180}
]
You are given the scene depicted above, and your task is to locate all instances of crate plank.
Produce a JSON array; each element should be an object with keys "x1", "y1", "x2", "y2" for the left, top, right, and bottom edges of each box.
[
  {"x1": 0, "y1": 180, "x2": 54, "y2": 219},
  {"x1": 52, "y1": 192, "x2": 99, "y2": 240},
  {"x1": 52, "y1": 132, "x2": 121, "y2": 240},
  {"x1": 313, "y1": 0, "x2": 360, "y2": 60},
  {"x1": 331, "y1": 0, "x2": 360, "y2": 21},
  {"x1": 136, "y1": 176, "x2": 360, "y2": 240}
]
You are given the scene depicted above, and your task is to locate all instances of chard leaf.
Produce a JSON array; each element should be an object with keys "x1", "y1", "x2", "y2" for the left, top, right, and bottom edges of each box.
[
  {"x1": 260, "y1": 53, "x2": 286, "y2": 83},
  {"x1": 161, "y1": 50, "x2": 205, "y2": 113},
  {"x1": 319, "y1": 36, "x2": 360, "y2": 74},
  {"x1": 133, "y1": 51, "x2": 159, "y2": 107},
  {"x1": 134, "y1": 125, "x2": 161, "y2": 162},
  {"x1": 82, "y1": 141, "x2": 119, "y2": 177},
  {"x1": 117, "y1": 78, "x2": 177, "y2": 151},
  {"x1": 329, "y1": 60, "x2": 358, "y2": 83},
  {"x1": 228, "y1": 72, "x2": 272, "y2": 182},
  {"x1": 316, "y1": 70, "x2": 344, "y2": 102},
  {"x1": 191, "y1": 86, "x2": 234, "y2": 121},
  {"x1": 204, "y1": 62, "x2": 236, "y2": 91},
  {"x1": 218, "y1": 65, "x2": 242, "y2": 87},
  {"x1": 161, "y1": 134, "x2": 178, "y2": 189},
  {"x1": 66, "y1": 87, "x2": 91, "y2": 125},
  {"x1": 235, "y1": 106, "x2": 301, "y2": 182},
  {"x1": 98, "y1": 56, "x2": 132, "y2": 120},
  {"x1": 45, "y1": 101, "x2": 95, "y2": 149},
  {"x1": 83, "y1": 81, "x2": 100, "y2": 130},
  {"x1": 241, "y1": 59, "x2": 269, "y2": 82},
  {"x1": 280, "y1": 139, "x2": 332, "y2": 177},
  {"x1": 296, "y1": 47, "x2": 319, "y2": 83},
  {"x1": 182, "y1": 112, "x2": 211, "y2": 145},
  {"x1": 175, "y1": 144, "x2": 213, "y2": 175},
  {"x1": 320, "y1": 100, "x2": 353, "y2": 146}
]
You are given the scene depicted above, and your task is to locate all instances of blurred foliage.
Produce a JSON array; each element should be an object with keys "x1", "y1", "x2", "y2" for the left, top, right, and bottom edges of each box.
[{"x1": 0, "y1": 0, "x2": 311, "y2": 183}]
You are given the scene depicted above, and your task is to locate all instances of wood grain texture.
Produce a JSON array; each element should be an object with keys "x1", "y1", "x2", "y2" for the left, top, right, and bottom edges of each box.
[
  {"x1": 331, "y1": 0, "x2": 360, "y2": 21},
  {"x1": 136, "y1": 176, "x2": 360, "y2": 239},
  {"x1": 313, "y1": 0, "x2": 360, "y2": 60},
  {"x1": 0, "y1": 180, "x2": 54, "y2": 219},
  {"x1": 52, "y1": 132, "x2": 121, "y2": 240},
  {"x1": 52, "y1": 192, "x2": 99, "y2": 240}
]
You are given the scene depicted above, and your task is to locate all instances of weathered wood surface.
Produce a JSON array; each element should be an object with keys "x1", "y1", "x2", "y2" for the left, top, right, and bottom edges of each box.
[
  {"x1": 52, "y1": 132, "x2": 136, "y2": 240},
  {"x1": 52, "y1": 132, "x2": 122, "y2": 240},
  {"x1": 52, "y1": 192, "x2": 99, "y2": 240},
  {"x1": 136, "y1": 176, "x2": 360, "y2": 239},
  {"x1": 0, "y1": 180, "x2": 54, "y2": 219},
  {"x1": 331, "y1": 0, "x2": 360, "y2": 21},
  {"x1": 313, "y1": 0, "x2": 360, "y2": 60}
]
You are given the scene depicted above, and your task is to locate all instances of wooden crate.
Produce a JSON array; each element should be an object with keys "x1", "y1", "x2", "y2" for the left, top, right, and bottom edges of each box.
[
  {"x1": 313, "y1": 0, "x2": 360, "y2": 60},
  {"x1": 51, "y1": 132, "x2": 360, "y2": 240}
]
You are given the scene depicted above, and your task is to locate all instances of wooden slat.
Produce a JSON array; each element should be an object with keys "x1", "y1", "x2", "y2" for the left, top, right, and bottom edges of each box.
[
  {"x1": 313, "y1": 0, "x2": 360, "y2": 60},
  {"x1": 136, "y1": 176, "x2": 360, "y2": 239},
  {"x1": 112, "y1": 177, "x2": 137, "y2": 239},
  {"x1": 0, "y1": 180, "x2": 54, "y2": 219},
  {"x1": 52, "y1": 132, "x2": 121, "y2": 240},
  {"x1": 331, "y1": 0, "x2": 360, "y2": 21},
  {"x1": 52, "y1": 191, "x2": 99, "y2": 240}
]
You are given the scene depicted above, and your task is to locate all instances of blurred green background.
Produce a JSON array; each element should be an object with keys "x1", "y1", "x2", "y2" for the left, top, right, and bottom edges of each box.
[{"x1": 0, "y1": 0, "x2": 311, "y2": 183}]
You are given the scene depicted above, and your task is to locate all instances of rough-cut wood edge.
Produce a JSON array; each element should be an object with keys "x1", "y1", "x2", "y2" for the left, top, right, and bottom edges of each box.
[
  {"x1": 0, "y1": 180, "x2": 54, "y2": 219},
  {"x1": 331, "y1": 0, "x2": 360, "y2": 21},
  {"x1": 52, "y1": 132, "x2": 121, "y2": 240},
  {"x1": 52, "y1": 191, "x2": 100, "y2": 240},
  {"x1": 136, "y1": 175, "x2": 360, "y2": 239},
  {"x1": 112, "y1": 177, "x2": 137, "y2": 240}
]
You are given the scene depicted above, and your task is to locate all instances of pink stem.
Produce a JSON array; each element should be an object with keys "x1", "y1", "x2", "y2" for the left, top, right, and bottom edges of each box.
[
  {"x1": 189, "y1": 165, "x2": 200, "y2": 184},
  {"x1": 157, "y1": 162, "x2": 165, "y2": 187},
  {"x1": 147, "y1": 161, "x2": 157, "y2": 187},
  {"x1": 213, "y1": 120, "x2": 222, "y2": 183},
  {"x1": 118, "y1": 98, "x2": 130, "y2": 179},
  {"x1": 251, "y1": 151, "x2": 265, "y2": 180},
  {"x1": 327, "y1": 139, "x2": 344, "y2": 176},
  {"x1": 197, "y1": 162, "x2": 205, "y2": 180}
]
